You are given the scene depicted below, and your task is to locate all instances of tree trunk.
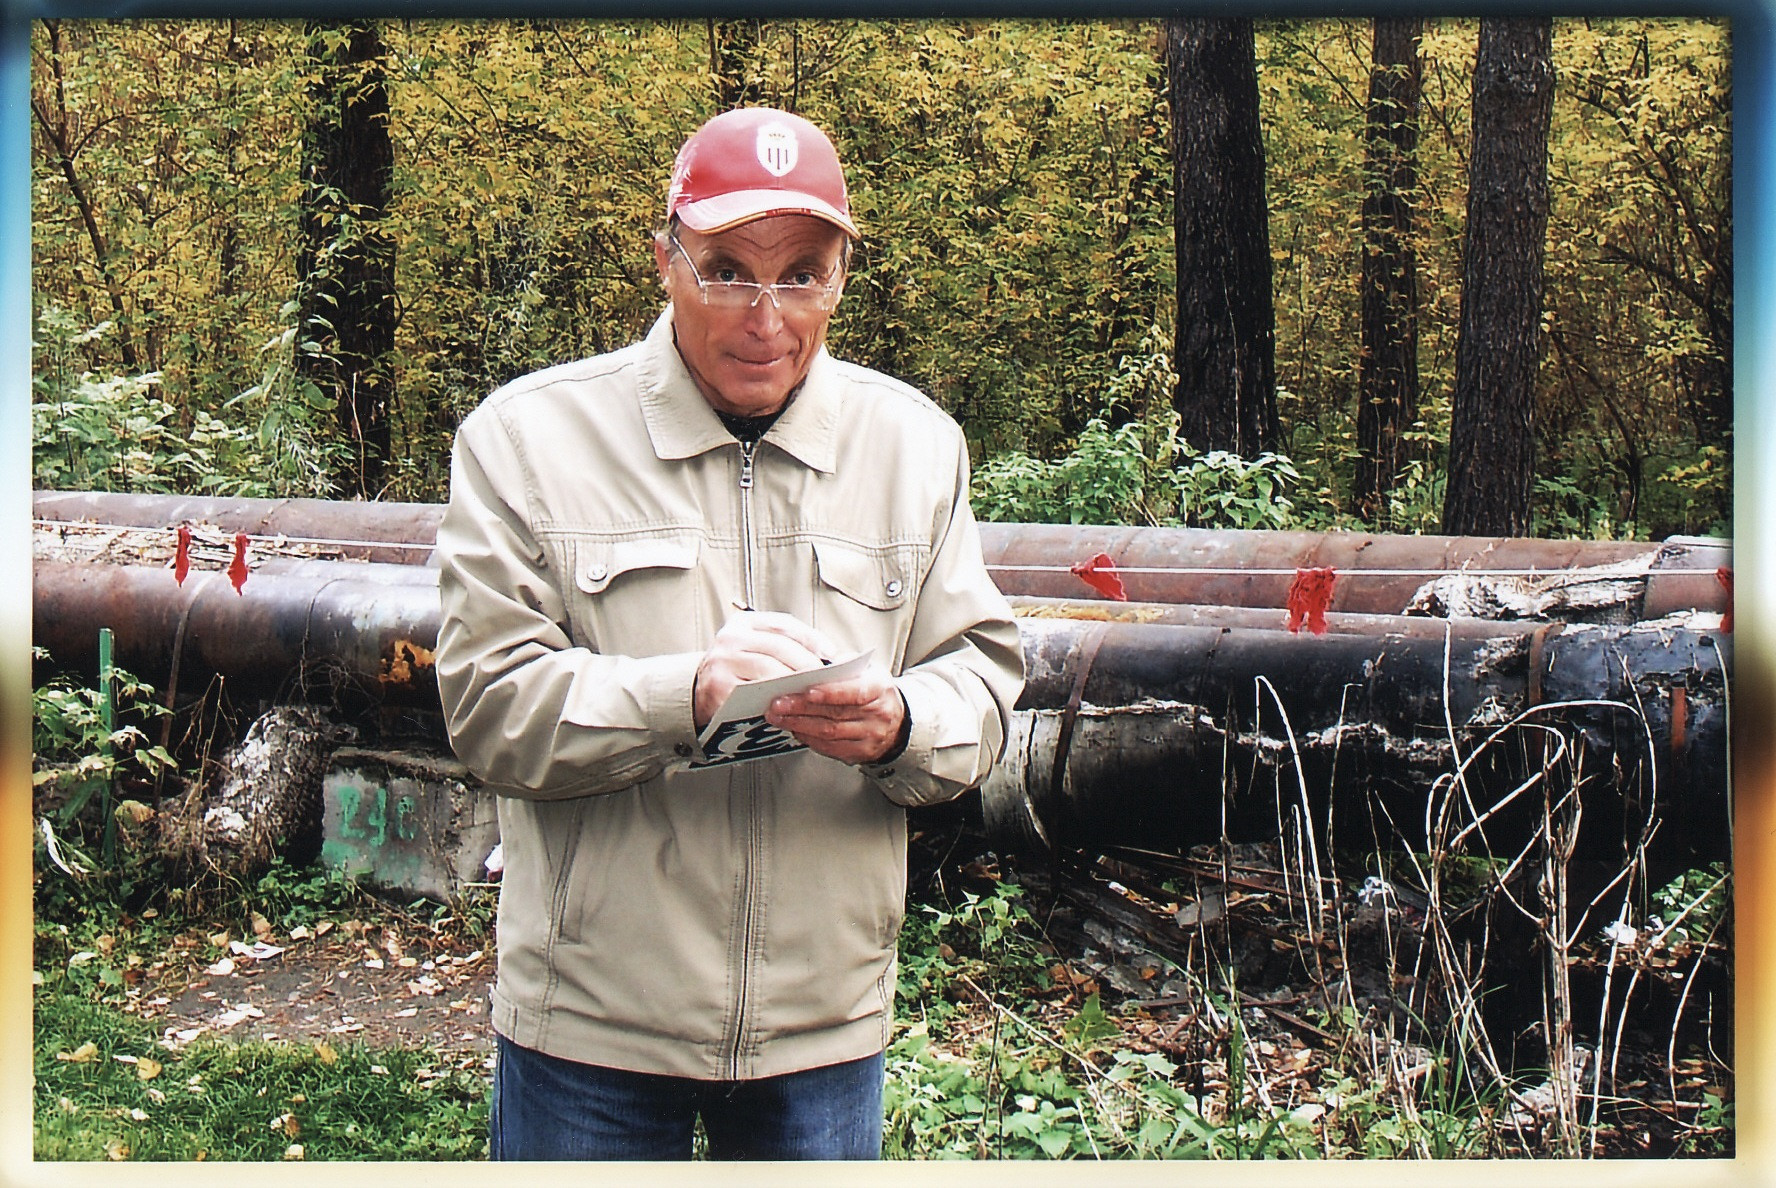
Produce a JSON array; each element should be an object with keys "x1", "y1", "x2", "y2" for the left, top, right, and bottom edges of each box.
[
  {"x1": 1353, "y1": 18, "x2": 1423, "y2": 527},
  {"x1": 1166, "y1": 17, "x2": 1278, "y2": 458},
  {"x1": 1442, "y1": 18, "x2": 1554, "y2": 537},
  {"x1": 297, "y1": 21, "x2": 396, "y2": 501},
  {"x1": 708, "y1": 20, "x2": 766, "y2": 109}
]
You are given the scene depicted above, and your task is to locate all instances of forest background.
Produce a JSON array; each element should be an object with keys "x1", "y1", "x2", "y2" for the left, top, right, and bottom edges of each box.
[{"x1": 29, "y1": 16, "x2": 1731, "y2": 543}]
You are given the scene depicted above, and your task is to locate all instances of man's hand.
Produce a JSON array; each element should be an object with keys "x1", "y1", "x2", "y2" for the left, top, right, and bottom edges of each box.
[
  {"x1": 766, "y1": 663, "x2": 906, "y2": 766},
  {"x1": 693, "y1": 612, "x2": 836, "y2": 732}
]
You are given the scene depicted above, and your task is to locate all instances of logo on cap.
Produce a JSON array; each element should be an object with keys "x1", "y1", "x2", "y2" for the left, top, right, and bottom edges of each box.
[{"x1": 756, "y1": 123, "x2": 798, "y2": 178}]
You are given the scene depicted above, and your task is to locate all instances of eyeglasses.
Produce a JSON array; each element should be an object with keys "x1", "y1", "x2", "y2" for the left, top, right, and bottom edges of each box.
[{"x1": 667, "y1": 233, "x2": 843, "y2": 312}]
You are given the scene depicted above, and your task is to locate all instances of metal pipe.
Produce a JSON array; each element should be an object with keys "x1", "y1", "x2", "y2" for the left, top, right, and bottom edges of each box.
[
  {"x1": 979, "y1": 522, "x2": 1728, "y2": 617},
  {"x1": 1008, "y1": 595, "x2": 1558, "y2": 640},
  {"x1": 32, "y1": 558, "x2": 442, "y2": 708},
  {"x1": 34, "y1": 554, "x2": 1726, "y2": 871},
  {"x1": 33, "y1": 489, "x2": 1729, "y2": 616},
  {"x1": 32, "y1": 489, "x2": 443, "y2": 565},
  {"x1": 984, "y1": 613, "x2": 1728, "y2": 871}
]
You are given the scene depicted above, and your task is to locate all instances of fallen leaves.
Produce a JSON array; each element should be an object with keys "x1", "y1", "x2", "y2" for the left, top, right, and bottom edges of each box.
[
  {"x1": 230, "y1": 940, "x2": 287, "y2": 962},
  {"x1": 58, "y1": 1041, "x2": 99, "y2": 1063},
  {"x1": 213, "y1": 1002, "x2": 265, "y2": 1030}
]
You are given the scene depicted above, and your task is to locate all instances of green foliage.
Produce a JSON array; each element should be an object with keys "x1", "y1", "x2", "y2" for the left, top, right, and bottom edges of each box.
[
  {"x1": 972, "y1": 418, "x2": 1152, "y2": 526},
  {"x1": 972, "y1": 413, "x2": 1314, "y2": 533},
  {"x1": 885, "y1": 878, "x2": 1501, "y2": 1159},
  {"x1": 1646, "y1": 861, "x2": 1729, "y2": 943},
  {"x1": 1653, "y1": 446, "x2": 1732, "y2": 539},
  {"x1": 1170, "y1": 447, "x2": 1305, "y2": 532},
  {"x1": 32, "y1": 303, "x2": 349, "y2": 499},
  {"x1": 971, "y1": 330, "x2": 1320, "y2": 532},
  {"x1": 1676, "y1": 1088, "x2": 1734, "y2": 1156},
  {"x1": 1257, "y1": 18, "x2": 1730, "y2": 538},
  {"x1": 33, "y1": 996, "x2": 488, "y2": 1161},
  {"x1": 31, "y1": 307, "x2": 180, "y2": 493},
  {"x1": 32, "y1": 651, "x2": 176, "y2": 838},
  {"x1": 30, "y1": 17, "x2": 1731, "y2": 536}
]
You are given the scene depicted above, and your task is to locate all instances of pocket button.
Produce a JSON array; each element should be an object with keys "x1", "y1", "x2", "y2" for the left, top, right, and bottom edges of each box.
[{"x1": 885, "y1": 579, "x2": 903, "y2": 597}]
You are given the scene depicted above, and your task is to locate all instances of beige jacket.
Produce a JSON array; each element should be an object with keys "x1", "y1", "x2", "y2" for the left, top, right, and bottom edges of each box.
[{"x1": 435, "y1": 309, "x2": 1024, "y2": 1080}]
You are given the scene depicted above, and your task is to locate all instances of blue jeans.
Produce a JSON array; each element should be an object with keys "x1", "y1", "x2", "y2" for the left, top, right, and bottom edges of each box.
[{"x1": 488, "y1": 1034, "x2": 885, "y2": 1160}]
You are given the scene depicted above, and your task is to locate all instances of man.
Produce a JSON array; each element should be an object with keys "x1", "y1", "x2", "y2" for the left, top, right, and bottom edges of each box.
[{"x1": 434, "y1": 107, "x2": 1024, "y2": 1161}]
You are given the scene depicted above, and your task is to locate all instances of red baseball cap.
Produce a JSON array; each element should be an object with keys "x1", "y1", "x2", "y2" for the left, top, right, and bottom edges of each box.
[{"x1": 667, "y1": 108, "x2": 860, "y2": 240}]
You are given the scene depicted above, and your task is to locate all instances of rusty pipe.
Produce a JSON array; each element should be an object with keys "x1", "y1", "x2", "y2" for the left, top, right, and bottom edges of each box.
[
  {"x1": 1009, "y1": 596, "x2": 1560, "y2": 640},
  {"x1": 32, "y1": 558, "x2": 442, "y2": 708},
  {"x1": 33, "y1": 489, "x2": 1728, "y2": 617},
  {"x1": 33, "y1": 554, "x2": 1727, "y2": 870},
  {"x1": 32, "y1": 489, "x2": 443, "y2": 565},
  {"x1": 979, "y1": 523, "x2": 1728, "y2": 617},
  {"x1": 985, "y1": 613, "x2": 1729, "y2": 871}
]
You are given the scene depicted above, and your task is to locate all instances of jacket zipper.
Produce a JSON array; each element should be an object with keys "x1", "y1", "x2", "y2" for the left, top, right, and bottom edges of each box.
[
  {"x1": 727, "y1": 765, "x2": 764, "y2": 1079},
  {"x1": 727, "y1": 438, "x2": 763, "y2": 1078},
  {"x1": 737, "y1": 439, "x2": 758, "y2": 611}
]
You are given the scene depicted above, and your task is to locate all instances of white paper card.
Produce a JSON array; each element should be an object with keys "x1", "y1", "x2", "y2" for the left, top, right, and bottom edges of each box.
[{"x1": 691, "y1": 650, "x2": 873, "y2": 768}]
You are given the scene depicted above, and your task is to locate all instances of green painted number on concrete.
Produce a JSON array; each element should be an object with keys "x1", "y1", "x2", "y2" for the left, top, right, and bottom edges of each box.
[
  {"x1": 365, "y1": 786, "x2": 388, "y2": 848},
  {"x1": 337, "y1": 785, "x2": 363, "y2": 840},
  {"x1": 336, "y1": 783, "x2": 421, "y2": 850}
]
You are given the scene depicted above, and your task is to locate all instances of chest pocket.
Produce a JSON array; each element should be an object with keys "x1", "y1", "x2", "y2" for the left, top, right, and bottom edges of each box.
[
  {"x1": 811, "y1": 539, "x2": 918, "y2": 670},
  {"x1": 570, "y1": 535, "x2": 702, "y2": 654}
]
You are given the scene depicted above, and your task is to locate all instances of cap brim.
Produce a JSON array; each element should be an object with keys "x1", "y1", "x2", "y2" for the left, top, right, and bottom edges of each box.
[{"x1": 676, "y1": 189, "x2": 860, "y2": 240}]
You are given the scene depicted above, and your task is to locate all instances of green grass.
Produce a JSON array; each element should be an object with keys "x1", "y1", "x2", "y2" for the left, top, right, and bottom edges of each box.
[{"x1": 34, "y1": 993, "x2": 488, "y2": 1161}]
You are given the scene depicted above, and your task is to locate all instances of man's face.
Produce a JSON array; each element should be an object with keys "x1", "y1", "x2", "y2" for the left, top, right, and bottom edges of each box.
[{"x1": 655, "y1": 216, "x2": 847, "y2": 418}]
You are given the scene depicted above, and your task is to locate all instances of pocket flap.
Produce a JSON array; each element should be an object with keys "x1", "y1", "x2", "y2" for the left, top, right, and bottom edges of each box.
[
  {"x1": 813, "y1": 540, "x2": 911, "y2": 611},
  {"x1": 576, "y1": 537, "x2": 700, "y2": 594}
]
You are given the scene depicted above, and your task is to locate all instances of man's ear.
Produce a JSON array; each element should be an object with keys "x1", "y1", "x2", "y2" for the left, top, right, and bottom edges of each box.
[{"x1": 653, "y1": 233, "x2": 672, "y2": 290}]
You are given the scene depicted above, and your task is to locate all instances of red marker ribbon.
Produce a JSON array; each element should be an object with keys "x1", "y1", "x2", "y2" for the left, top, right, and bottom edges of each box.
[
  {"x1": 1286, "y1": 567, "x2": 1337, "y2": 635},
  {"x1": 1070, "y1": 552, "x2": 1128, "y2": 602}
]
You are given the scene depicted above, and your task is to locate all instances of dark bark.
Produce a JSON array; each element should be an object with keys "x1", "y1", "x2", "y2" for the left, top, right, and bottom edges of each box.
[
  {"x1": 708, "y1": 20, "x2": 766, "y2": 109},
  {"x1": 1353, "y1": 18, "x2": 1423, "y2": 527},
  {"x1": 297, "y1": 21, "x2": 396, "y2": 500},
  {"x1": 1166, "y1": 17, "x2": 1277, "y2": 458},
  {"x1": 1442, "y1": 19, "x2": 1554, "y2": 537}
]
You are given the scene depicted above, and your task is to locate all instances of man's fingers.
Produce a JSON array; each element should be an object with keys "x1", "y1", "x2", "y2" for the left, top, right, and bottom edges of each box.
[
  {"x1": 719, "y1": 611, "x2": 838, "y2": 663},
  {"x1": 694, "y1": 612, "x2": 841, "y2": 731}
]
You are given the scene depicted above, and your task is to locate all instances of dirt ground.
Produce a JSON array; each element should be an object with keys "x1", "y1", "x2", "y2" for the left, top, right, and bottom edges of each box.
[{"x1": 128, "y1": 918, "x2": 498, "y2": 1060}]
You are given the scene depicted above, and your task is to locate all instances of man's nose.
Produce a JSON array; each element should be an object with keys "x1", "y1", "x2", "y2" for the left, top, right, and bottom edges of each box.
[{"x1": 741, "y1": 286, "x2": 785, "y2": 332}]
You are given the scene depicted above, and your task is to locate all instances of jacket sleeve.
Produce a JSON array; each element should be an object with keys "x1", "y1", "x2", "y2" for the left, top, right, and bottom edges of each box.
[
  {"x1": 861, "y1": 432, "x2": 1025, "y2": 808},
  {"x1": 433, "y1": 408, "x2": 704, "y2": 800}
]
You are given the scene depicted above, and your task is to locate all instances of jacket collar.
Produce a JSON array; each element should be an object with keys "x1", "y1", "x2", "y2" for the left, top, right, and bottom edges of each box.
[{"x1": 636, "y1": 308, "x2": 840, "y2": 475}]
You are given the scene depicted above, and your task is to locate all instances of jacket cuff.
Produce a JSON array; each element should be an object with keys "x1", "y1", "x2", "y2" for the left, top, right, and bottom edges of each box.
[
  {"x1": 862, "y1": 678, "x2": 940, "y2": 795},
  {"x1": 644, "y1": 651, "x2": 704, "y2": 762}
]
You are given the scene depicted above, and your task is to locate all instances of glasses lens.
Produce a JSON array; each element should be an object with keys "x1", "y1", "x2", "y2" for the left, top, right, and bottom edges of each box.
[
  {"x1": 703, "y1": 282, "x2": 835, "y2": 311},
  {"x1": 704, "y1": 282, "x2": 764, "y2": 308},
  {"x1": 779, "y1": 284, "x2": 838, "y2": 311}
]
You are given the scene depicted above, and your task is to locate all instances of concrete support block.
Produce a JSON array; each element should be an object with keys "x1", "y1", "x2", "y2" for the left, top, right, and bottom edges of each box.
[{"x1": 321, "y1": 746, "x2": 499, "y2": 903}]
